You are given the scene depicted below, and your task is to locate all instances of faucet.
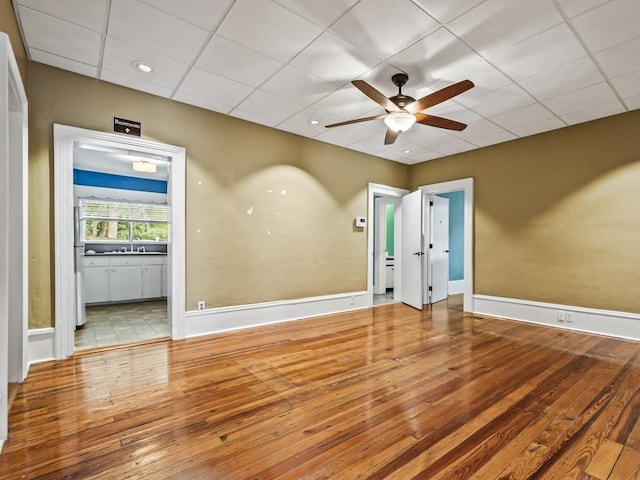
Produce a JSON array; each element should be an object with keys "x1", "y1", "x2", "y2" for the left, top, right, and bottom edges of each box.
[
  {"x1": 120, "y1": 246, "x2": 127, "y2": 252},
  {"x1": 137, "y1": 246, "x2": 146, "y2": 253}
]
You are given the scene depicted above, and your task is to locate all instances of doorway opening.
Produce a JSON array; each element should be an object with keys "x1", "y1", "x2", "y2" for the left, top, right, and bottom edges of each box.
[{"x1": 53, "y1": 125, "x2": 186, "y2": 359}]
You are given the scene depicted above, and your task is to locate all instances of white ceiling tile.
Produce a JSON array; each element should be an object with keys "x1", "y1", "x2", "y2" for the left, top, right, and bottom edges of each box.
[
  {"x1": 172, "y1": 92, "x2": 233, "y2": 114},
  {"x1": 572, "y1": 0, "x2": 640, "y2": 53},
  {"x1": 611, "y1": 71, "x2": 640, "y2": 99},
  {"x1": 556, "y1": 0, "x2": 610, "y2": 18},
  {"x1": 510, "y1": 117, "x2": 566, "y2": 137},
  {"x1": 412, "y1": 0, "x2": 486, "y2": 24},
  {"x1": 387, "y1": 28, "x2": 477, "y2": 87},
  {"x1": 422, "y1": 133, "x2": 477, "y2": 155},
  {"x1": 18, "y1": 6, "x2": 102, "y2": 65},
  {"x1": 102, "y1": 38, "x2": 188, "y2": 89},
  {"x1": 330, "y1": 0, "x2": 439, "y2": 60},
  {"x1": 544, "y1": 83, "x2": 620, "y2": 116},
  {"x1": 595, "y1": 38, "x2": 640, "y2": 79},
  {"x1": 316, "y1": 123, "x2": 377, "y2": 146},
  {"x1": 455, "y1": 119, "x2": 508, "y2": 141},
  {"x1": 178, "y1": 68, "x2": 254, "y2": 107},
  {"x1": 519, "y1": 56, "x2": 604, "y2": 100},
  {"x1": 261, "y1": 66, "x2": 338, "y2": 107},
  {"x1": 138, "y1": 0, "x2": 234, "y2": 30},
  {"x1": 230, "y1": 109, "x2": 280, "y2": 128},
  {"x1": 427, "y1": 103, "x2": 483, "y2": 124},
  {"x1": 29, "y1": 48, "x2": 98, "y2": 78},
  {"x1": 561, "y1": 101, "x2": 626, "y2": 125},
  {"x1": 279, "y1": 108, "x2": 344, "y2": 135},
  {"x1": 235, "y1": 90, "x2": 306, "y2": 123},
  {"x1": 311, "y1": 85, "x2": 382, "y2": 120},
  {"x1": 624, "y1": 95, "x2": 640, "y2": 110},
  {"x1": 448, "y1": 0, "x2": 564, "y2": 56},
  {"x1": 217, "y1": 0, "x2": 322, "y2": 62},
  {"x1": 271, "y1": 0, "x2": 359, "y2": 28},
  {"x1": 460, "y1": 84, "x2": 536, "y2": 117},
  {"x1": 195, "y1": 35, "x2": 283, "y2": 88},
  {"x1": 490, "y1": 104, "x2": 555, "y2": 131},
  {"x1": 108, "y1": 0, "x2": 208, "y2": 62},
  {"x1": 289, "y1": 32, "x2": 380, "y2": 84},
  {"x1": 486, "y1": 24, "x2": 586, "y2": 81},
  {"x1": 347, "y1": 133, "x2": 387, "y2": 154},
  {"x1": 470, "y1": 131, "x2": 517, "y2": 147},
  {"x1": 100, "y1": 69, "x2": 173, "y2": 98},
  {"x1": 16, "y1": 0, "x2": 109, "y2": 32},
  {"x1": 427, "y1": 56, "x2": 512, "y2": 99},
  {"x1": 357, "y1": 63, "x2": 417, "y2": 94}
]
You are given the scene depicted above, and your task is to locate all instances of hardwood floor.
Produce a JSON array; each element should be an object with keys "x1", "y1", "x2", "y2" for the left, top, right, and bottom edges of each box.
[{"x1": 2, "y1": 300, "x2": 639, "y2": 479}]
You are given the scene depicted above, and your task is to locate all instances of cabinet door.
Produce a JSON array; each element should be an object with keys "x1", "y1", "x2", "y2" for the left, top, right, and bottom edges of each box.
[
  {"x1": 142, "y1": 264, "x2": 162, "y2": 299},
  {"x1": 84, "y1": 266, "x2": 110, "y2": 304},
  {"x1": 109, "y1": 265, "x2": 142, "y2": 301}
]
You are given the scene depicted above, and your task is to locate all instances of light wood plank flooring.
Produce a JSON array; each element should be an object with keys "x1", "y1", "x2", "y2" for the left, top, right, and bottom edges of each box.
[{"x1": 2, "y1": 300, "x2": 639, "y2": 479}]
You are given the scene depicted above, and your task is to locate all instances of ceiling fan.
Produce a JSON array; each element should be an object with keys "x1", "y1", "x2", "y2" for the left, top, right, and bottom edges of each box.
[{"x1": 325, "y1": 73, "x2": 474, "y2": 145}]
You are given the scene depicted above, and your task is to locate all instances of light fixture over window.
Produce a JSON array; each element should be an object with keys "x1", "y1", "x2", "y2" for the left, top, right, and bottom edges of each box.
[
  {"x1": 132, "y1": 160, "x2": 157, "y2": 173},
  {"x1": 384, "y1": 112, "x2": 416, "y2": 132},
  {"x1": 132, "y1": 61, "x2": 153, "y2": 73}
]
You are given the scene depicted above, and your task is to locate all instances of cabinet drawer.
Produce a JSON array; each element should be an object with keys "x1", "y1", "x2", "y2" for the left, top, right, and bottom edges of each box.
[
  {"x1": 83, "y1": 257, "x2": 109, "y2": 267},
  {"x1": 142, "y1": 256, "x2": 166, "y2": 266},
  {"x1": 109, "y1": 256, "x2": 142, "y2": 266}
]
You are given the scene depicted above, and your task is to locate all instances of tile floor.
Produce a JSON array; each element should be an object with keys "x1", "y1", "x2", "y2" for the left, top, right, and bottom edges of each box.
[
  {"x1": 373, "y1": 290, "x2": 397, "y2": 306},
  {"x1": 75, "y1": 300, "x2": 169, "y2": 350}
]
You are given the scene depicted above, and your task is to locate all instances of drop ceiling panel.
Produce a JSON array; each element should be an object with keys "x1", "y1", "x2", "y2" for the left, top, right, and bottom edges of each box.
[
  {"x1": 571, "y1": 0, "x2": 640, "y2": 53},
  {"x1": 519, "y1": 57, "x2": 604, "y2": 101},
  {"x1": 12, "y1": 0, "x2": 639, "y2": 165},
  {"x1": 486, "y1": 24, "x2": 587, "y2": 81},
  {"x1": 139, "y1": 0, "x2": 234, "y2": 31},
  {"x1": 178, "y1": 68, "x2": 254, "y2": 107},
  {"x1": 412, "y1": 0, "x2": 487, "y2": 24},
  {"x1": 16, "y1": 0, "x2": 109, "y2": 32},
  {"x1": 448, "y1": 0, "x2": 564, "y2": 56},
  {"x1": 108, "y1": 0, "x2": 209, "y2": 62},
  {"x1": 18, "y1": 6, "x2": 102, "y2": 65},
  {"x1": 330, "y1": 0, "x2": 439, "y2": 60},
  {"x1": 217, "y1": 0, "x2": 322, "y2": 62},
  {"x1": 261, "y1": 66, "x2": 337, "y2": 107},
  {"x1": 289, "y1": 32, "x2": 380, "y2": 84},
  {"x1": 272, "y1": 0, "x2": 359, "y2": 28},
  {"x1": 102, "y1": 38, "x2": 188, "y2": 89},
  {"x1": 195, "y1": 35, "x2": 283, "y2": 88}
]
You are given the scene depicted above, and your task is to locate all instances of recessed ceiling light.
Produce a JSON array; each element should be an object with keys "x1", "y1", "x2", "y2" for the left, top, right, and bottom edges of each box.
[
  {"x1": 308, "y1": 119, "x2": 320, "y2": 125},
  {"x1": 132, "y1": 61, "x2": 153, "y2": 73},
  {"x1": 403, "y1": 149, "x2": 412, "y2": 154}
]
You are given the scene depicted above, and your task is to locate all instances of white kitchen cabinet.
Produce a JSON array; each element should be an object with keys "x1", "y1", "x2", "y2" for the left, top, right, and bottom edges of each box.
[
  {"x1": 83, "y1": 257, "x2": 109, "y2": 304},
  {"x1": 109, "y1": 258, "x2": 143, "y2": 302},
  {"x1": 142, "y1": 256, "x2": 164, "y2": 299}
]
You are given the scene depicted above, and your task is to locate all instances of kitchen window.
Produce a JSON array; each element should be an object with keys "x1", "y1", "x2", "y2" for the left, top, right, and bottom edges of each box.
[{"x1": 80, "y1": 199, "x2": 168, "y2": 243}]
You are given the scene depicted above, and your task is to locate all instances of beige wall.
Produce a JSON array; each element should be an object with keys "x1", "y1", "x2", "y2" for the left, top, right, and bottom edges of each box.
[
  {"x1": 410, "y1": 109, "x2": 640, "y2": 314},
  {"x1": 0, "y1": 0, "x2": 27, "y2": 85},
  {"x1": 27, "y1": 62, "x2": 410, "y2": 328}
]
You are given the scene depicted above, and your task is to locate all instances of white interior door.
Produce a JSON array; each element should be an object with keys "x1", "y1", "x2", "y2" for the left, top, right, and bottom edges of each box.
[
  {"x1": 401, "y1": 190, "x2": 424, "y2": 310},
  {"x1": 429, "y1": 195, "x2": 449, "y2": 303}
]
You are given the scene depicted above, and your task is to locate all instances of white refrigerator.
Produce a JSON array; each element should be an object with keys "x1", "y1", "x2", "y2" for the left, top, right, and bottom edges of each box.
[{"x1": 74, "y1": 207, "x2": 86, "y2": 327}]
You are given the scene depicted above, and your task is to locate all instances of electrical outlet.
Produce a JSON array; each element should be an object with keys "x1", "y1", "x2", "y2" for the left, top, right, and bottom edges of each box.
[
  {"x1": 566, "y1": 312, "x2": 573, "y2": 323},
  {"x1": 198, "y1": 300, "x2": 205, "y2": 311},
  {"x1": 557, "y1": 311, "x2": 566, "y2": 322}
]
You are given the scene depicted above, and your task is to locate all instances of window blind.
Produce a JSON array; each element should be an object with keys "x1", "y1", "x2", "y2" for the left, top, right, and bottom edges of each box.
[{"x1": 79, "y1": 199, "x2": 168, "y2": 222}]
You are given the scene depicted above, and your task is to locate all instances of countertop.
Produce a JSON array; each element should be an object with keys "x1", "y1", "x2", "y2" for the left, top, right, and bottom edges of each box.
[{"x1": 84, "y1": 251, "x2": 167, "y2": 256}]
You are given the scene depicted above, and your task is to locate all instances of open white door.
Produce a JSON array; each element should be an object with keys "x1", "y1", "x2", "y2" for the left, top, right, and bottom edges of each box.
[
  {"x1": 401, "y1": 190, "x2": 424, "y2": 310},
  {"x1": 428, "y1": 195, "x2": 449, "y2": 303}
]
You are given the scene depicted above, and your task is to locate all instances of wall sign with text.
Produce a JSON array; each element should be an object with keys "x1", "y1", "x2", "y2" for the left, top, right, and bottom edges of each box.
[{"x1": 114, "y1": 117, "x2": 141, "y2": 136}]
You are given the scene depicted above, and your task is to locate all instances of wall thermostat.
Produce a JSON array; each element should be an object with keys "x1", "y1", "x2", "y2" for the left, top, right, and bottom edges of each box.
[{"x1": 355, "y1": 216, "x2": 366, "y2": 227}]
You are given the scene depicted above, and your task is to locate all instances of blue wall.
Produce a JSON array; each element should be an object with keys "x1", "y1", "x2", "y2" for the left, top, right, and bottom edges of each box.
[
  {"x1": 73, "y1": 169, "x2": 168, "y2": 193},
  {"x1": 437, "y1": 191, "x2": 464, "y2": 281},
  {"x1": 386, "y1": 203, "x2": 394, "y2": 256}
]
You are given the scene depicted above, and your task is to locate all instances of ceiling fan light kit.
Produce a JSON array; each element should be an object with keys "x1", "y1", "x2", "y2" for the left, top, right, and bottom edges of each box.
[{"x1": 325, "y1": 73, "x2": 474, "y2": 145}]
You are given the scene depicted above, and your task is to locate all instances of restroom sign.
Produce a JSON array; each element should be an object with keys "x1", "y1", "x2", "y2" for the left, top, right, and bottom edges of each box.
[{"x1": 114, "y1": 117, "x2": 141, "y2": 136}]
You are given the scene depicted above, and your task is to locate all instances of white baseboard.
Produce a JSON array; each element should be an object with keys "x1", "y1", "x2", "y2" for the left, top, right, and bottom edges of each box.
[
  {"x1": 185, "y1": 291, "x2": 369, "y2": 338},
  {"x1": 474, "y1": 295, "x2": 640, "y2": 342},
  {"x1": 448, "y1": 280, "x2": 464, "y2": 295},
  {"x1": 27, "y1": 327, "x2": 55, "y2": 366}
]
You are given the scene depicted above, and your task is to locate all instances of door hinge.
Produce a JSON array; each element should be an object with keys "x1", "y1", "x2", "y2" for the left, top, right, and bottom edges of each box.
[
  {"x1": 428, "y1": 286, "x2": 433, "y2": 291},
  {"x1": 429, "y1": 243, "x2": 433, "y2": 249},
  {"x1": 429, "y1": 201, "x2": 434, "y2": 206}
]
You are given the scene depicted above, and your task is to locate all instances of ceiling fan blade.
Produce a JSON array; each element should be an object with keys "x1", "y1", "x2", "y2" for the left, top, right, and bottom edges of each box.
[
  {"x1": 325, "y1": 114, "x2": 387, "y2": 128},
  {"x1": 352, "y1": 80, "x2": 401, "y2": 112},
  {"x1": 415, "y1": 113, "x2": 468, "y2": 131},
  {"x1": 384, "y1": 128, "x2": 399, "y2": 145},
  {"x1": 405, "y1": 80, "x2": 474, "y2": 114}
]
